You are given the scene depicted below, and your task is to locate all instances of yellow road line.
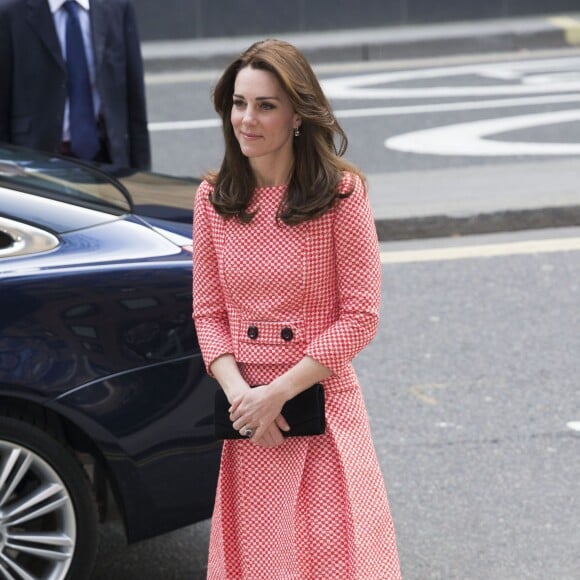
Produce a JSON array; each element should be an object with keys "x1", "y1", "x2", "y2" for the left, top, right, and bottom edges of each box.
[
  {"x1": 380, "y1": 237, "x2": 580, "y2": 264},
  {"x1": 550, "y1": 15, "x2": 580, "y2": 45},
  {"x1": 409, "y1": 384, "x2": 447, "y2": 406}
]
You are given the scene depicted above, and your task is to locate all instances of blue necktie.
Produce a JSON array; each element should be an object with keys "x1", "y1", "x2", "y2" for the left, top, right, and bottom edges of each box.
[{"x1": 64, "y1": 1, "x2": 100, "y2": 160}]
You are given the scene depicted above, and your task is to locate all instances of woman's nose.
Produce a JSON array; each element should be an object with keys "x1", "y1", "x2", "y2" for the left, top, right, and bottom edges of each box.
[{"x1": 242, "y1": 106, "x2": 257, "y2": 124}]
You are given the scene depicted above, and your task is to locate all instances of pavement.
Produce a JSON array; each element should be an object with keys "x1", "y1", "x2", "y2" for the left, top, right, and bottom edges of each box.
[{"x1": 142, "y1": 14, "x2": 580, "y2": 240}]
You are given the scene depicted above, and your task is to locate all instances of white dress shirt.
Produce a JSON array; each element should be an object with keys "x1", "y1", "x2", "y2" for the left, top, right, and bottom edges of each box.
[{"x1": 47, "y1": 0, "x2": 101, "y2": 141}]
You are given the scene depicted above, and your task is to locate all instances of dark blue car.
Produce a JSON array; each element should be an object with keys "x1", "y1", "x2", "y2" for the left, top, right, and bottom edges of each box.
[{"x1": 0, "y1": 145, "x2": 221, "y2": 579}]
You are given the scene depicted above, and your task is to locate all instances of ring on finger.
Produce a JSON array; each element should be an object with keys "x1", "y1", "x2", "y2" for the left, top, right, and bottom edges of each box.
[{"x1": 241, "y1": 426, "x2": 254, "y2": 438}]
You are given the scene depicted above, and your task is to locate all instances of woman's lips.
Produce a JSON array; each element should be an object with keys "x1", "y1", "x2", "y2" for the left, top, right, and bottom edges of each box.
[{"x1": 241, "y1": 131, "x2": 261, "y2": 140}]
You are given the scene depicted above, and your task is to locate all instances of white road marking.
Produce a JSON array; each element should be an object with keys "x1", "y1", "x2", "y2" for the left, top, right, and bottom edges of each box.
[
  {"x1": 385, "y1": 109, "x2": 580, "y2": 156},
  {"x1": 567, "y1": 421, "x2": 580, "y2": 432},
  {"x1": 335, "y1": 93, "x2": 580, "y2": 119},
  {"x1": 321, "y1": 57, "x2": 580, "y2": 99},
  {"x1": 148, "y1": 94, "x2": 580, "y2": 132},
  {"x1": 380, "y1": 237, "x2": 580, "y2": 264},
  {"x1": 149, "y1": 118, "x2": 220, "y2": 131}
]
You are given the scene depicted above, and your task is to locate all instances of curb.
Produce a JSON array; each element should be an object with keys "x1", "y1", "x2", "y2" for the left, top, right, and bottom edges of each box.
[{"x1": 374, "y1": 205, "x2": 580, "y2": 241}]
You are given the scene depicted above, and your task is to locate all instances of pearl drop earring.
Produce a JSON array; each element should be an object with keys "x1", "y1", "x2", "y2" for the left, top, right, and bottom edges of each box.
[{"x1": 294, "y1": 127, "x2": 300, "y2": 137}]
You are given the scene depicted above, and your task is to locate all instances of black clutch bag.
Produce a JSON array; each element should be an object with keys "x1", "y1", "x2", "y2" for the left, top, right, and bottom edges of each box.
[{"x1": 214, "y1": 383, "x2": 326, "y2": 439}]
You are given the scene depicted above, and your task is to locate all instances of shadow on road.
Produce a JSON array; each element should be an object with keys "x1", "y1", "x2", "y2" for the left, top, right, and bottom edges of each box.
[{"x1": 91, "y1": 520, "x2": 211, "y2": 579}]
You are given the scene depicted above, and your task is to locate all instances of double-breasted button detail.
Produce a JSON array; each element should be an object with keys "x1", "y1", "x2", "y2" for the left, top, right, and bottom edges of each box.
[{"x1": 237, "y1": 320, "x2": 303, "y2": 364}]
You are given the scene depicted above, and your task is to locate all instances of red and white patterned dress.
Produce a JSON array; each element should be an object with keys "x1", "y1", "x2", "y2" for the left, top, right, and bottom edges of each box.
[{"x1": 193, "y1": 172, "x2": 400, "y2": 579}]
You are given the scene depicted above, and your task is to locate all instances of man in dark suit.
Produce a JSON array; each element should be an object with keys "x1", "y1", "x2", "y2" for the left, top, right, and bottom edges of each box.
[{"x1": 0, "y1": 0, "x2": 151, "y2": 170}]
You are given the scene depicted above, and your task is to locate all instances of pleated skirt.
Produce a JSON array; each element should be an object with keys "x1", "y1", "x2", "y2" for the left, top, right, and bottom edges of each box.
[{"x1": 207, "y1": 365, "x2": 401, "y2": 580}]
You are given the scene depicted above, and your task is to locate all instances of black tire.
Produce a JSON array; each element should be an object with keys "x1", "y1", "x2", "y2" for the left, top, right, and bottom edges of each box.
[{"x1": 0, "y1": 416, "x2": 99, "y2": 579}]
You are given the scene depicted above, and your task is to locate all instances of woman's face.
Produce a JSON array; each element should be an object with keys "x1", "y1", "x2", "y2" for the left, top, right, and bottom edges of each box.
[{"x1": 231, "y1": 66, "x2": 300, "y2": 168}]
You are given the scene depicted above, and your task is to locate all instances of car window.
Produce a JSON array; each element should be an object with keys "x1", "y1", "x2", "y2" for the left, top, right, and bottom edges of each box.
[{"x1": 0, "y1": 146, "x2": 131, "y2": 214}]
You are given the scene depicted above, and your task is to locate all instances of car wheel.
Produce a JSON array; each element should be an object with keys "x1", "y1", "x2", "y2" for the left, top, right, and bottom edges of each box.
[{"x1": 0, "y1": 416, "x2": 98, "y2": 579}]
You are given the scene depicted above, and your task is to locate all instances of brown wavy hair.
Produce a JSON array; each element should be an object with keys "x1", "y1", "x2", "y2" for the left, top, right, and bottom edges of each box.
[{"x1": 206, "y1": 39, "x2": 365, "y2": 225}]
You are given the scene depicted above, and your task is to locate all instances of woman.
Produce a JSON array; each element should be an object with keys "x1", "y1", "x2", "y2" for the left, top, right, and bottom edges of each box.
[{"x1": 193, "y1": 39, "x2": 401, "y2": 579}]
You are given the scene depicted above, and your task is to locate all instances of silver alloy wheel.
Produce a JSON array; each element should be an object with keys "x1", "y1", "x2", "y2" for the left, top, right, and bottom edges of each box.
[{"x1": 0, "y1": 441, "x2": 76, "y2": 579}]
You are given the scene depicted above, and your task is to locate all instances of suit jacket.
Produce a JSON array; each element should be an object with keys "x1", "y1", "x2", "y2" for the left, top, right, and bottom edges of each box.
[
  {"x1": 192, "y1": 173, "x2": 382, "y2": 389},
  {"x1": 0, "y1": 0, "x2": 150, "y2": 169}
]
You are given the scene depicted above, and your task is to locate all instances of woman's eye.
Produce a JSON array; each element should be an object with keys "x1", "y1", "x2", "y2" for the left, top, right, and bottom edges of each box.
[
  {"x1": 233, "y1": 99, "x2": 245, "y2": 108},
  {"x1": 260, "y1": 102, "x2": 274, "y2": 110}
]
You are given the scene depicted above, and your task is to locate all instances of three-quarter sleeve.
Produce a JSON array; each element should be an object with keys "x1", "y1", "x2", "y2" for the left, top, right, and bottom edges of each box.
[
  {"x1": 304, "y1": 175, "x2": 381, "y2": 375},
  {"x1": 192, "y1": 181, "x2": 233, "y2": 372}
]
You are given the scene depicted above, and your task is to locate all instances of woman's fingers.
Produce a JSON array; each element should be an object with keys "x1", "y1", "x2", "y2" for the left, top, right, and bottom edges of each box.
[
  {"x1": 252, "y1": 423, "x2": 285, "y2": 448},
  {"x1": 275, "y1": 414, "x2": 291, "y2": 433},
  {"x1": 228, "y1": 385, "x2": 290, "y2": 442},
  {"x1": 230, "y1": 386, "x2": 283, "y2": 431}
]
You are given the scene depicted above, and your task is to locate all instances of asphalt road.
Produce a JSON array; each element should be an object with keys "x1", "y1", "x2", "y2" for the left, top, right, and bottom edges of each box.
[
  {"x1": 368, "y1": 227, "x2": 579, "y2": 580},
  {"x1": 91, "y1": 226, "x2": 580, "y2": 580}
]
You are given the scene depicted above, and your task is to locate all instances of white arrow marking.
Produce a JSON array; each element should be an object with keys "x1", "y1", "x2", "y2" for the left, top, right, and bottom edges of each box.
[
  {"x1": 321, "y1": 57, "x2": 580, "y2": 99},
  {"x1": 385, "y1": 109, "x2": 580, "y2": 156}
]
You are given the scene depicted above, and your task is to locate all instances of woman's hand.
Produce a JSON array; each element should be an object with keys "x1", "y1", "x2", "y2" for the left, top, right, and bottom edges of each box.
[
  {"x1": 251, "y1": 419, "x2": 289, "y2": 448},
  {"x1": 230, "y1": 385, "x2": 290, "y2": 447}
]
